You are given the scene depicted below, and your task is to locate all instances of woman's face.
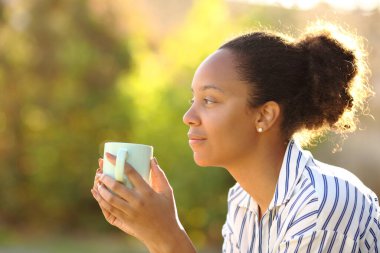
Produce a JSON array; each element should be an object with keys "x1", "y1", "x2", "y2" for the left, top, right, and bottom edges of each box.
[{"x1": 183, "y1": 49, "x2": 259, "y2": 167}]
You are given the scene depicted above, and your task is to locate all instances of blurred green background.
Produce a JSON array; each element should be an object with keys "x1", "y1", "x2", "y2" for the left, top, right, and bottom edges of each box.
[{"x1": 0, "y1": 0, "x2": 379, "y2": 252}]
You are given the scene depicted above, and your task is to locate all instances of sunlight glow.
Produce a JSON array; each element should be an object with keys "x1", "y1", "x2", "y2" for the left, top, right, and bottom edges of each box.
[
  {"x1": 295, "y1": 0, "x2": 320, "y2": 10},
  {"x1": 227, "y1": 0, "x2": 380, "y2": 11},
  {"x1": 359, "y1": 0, "x2": 380, "y2": 11}
]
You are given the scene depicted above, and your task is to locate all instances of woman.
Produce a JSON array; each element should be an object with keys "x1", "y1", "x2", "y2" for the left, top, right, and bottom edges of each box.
[{"x1": 91, "y1": 23, "x2": 380, "y2": 252}]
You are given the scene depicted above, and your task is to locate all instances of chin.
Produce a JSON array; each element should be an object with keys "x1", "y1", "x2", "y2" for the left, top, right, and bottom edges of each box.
[
  {"x1": 194, "y1": 160, "x2": 210, "y2": 167},
  {"x1": 193, "y1": 153, "x2": 216, "y2": 167}
]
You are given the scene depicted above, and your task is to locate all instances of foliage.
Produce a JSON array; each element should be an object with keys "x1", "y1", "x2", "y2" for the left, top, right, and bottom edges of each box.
[{"x1": 0, "y1": 0, "x2": 132, "y2": 232}]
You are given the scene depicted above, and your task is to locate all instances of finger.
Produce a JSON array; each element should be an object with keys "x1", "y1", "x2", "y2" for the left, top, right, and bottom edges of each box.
[
  {"x1": 94, "y1": 184, "x2": 132, "y2": 219},
  {"x1": 91, "y1": 189, "x2": 126, "y2": 227},
  {"x1": 105, "y1": 152, "x2": 150, "y2": 192},
  {"x1": 96, "y1": 183, "x2": 133, "y2": 214},
  {"x1": 125, "y1": 163, "x2": 151, "y2": 192},
  {"x1": 105, "y1": 153, "x2": 116, "y2": 165},
  {"x1": 100, "y1": 207, "x2": 134, "y2": 237},
  {"x1": 99, "y1": 174, "x2": 138, "y2": 203},
  {"x1": 91, "y1": 188, "x2": 100, "y2": 201},
  {"x1": 93, "y1": 172, "x2": 101, "y2": 189},
  {"x1": 98, "y1": 158, "x2": 103, "y2": 172},
  {"x1": 150, "y1": 157, "x2": 172, "y2": 195},
  {"x1": 92, "y1": 187, "x2": 103, "y2": 202},
  {"x1": 94, "y1": 158, "x2": 104, "y2": 189},
  {"x1": 101, "y1": 207, "x2": 117, "y2": 226}
]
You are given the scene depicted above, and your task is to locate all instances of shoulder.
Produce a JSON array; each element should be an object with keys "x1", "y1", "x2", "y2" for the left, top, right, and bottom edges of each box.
[
  {"x1": 305, "y1": 159, "x2": 378, "y2": 212},
  {"x1": 307, "y1": 159, "x2": 372, "y2": 194},
  {"x1": 280, "y1": 158, "x2": 380, "y2": 251},
  {"x1": 302, "y1": 159, "x2": 379, "y2": 239}
]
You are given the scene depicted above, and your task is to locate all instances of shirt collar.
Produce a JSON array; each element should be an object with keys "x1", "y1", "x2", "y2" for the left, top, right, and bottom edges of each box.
[
  {"x1": 268, "y1": 139, "x2": 312, "y2": 209},
  {"x1": 228, "y1": 139, "x2": 312, "y2": 212}
]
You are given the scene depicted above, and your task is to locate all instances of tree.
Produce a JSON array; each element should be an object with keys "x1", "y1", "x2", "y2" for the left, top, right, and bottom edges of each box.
[{"x1": 0, "y1": 0, "x2": 131, "y2": 231}]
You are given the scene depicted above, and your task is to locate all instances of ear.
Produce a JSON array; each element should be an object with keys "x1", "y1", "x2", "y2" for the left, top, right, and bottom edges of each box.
[{"x1": 255, "y1": 101, "x2": 281, "y2": 132}]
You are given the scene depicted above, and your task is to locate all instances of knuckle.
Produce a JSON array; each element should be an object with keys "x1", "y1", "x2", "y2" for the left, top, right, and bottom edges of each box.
[
  {"x1": 125, "y1": 168, "x2": 135, "y2": 177},
  {"x1": 109, "y1": 181, "x2": 121, "y2": 192},
  {"x1": 106, "y1": 215, "x2": 115, "y2": 225},
  {"x1": 103, "y1": 193, "x2": 113, "y2": 203},
  {"x1": 135, "y1": 198, "x2": 145, "y2": 209},
  {"x1": 105, "y1": 203, "x2": 116, "y2": 214},
  {"x1": 125, "y1": 163, "x2": 137, "y2": 175},
  {"x1": 144, "y1": 189, "x2": 154, "y2": 198},
  {"x1": 108, "y1": 206, "x2": 115, "y2": 213},
  {"x1": 102, "y1": 189, "x2": 115, "y2": 203},
  {"x1": 107, "y1": 195, "x2": 116, "y2": 205}
]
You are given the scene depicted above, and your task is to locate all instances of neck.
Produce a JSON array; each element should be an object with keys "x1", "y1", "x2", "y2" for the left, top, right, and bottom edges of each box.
[{"x1": 225, "y1": 136, "x2": 287, "y2": 218}]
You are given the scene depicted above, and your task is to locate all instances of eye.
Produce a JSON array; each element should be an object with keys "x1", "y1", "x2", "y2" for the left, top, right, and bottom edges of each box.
[
  {"x1": 204, "y1": 97, "x2": 216, "y2": 104},
  {"x1": 189, "y1": 97, "x2": 217, "y2": 105}
]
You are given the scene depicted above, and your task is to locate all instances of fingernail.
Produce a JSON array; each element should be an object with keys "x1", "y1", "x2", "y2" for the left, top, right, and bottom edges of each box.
[{"x1": 153, "y1": 157, "x2": 158, "y2": 165}]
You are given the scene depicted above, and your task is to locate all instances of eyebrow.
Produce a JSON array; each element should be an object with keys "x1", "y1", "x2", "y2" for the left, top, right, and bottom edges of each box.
[{"x1": 191, "y1": 84, "x2": 225, "y2": 93}]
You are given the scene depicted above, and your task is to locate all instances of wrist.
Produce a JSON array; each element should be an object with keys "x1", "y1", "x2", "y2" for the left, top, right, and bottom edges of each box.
[{"x1": 147, "y1": 226, "x2": 196, "y2": 253}]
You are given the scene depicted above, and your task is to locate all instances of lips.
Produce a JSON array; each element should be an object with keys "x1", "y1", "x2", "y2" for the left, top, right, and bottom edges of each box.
[{"x1": 187, "y1": 133, "x2": 207, "y2": 146}]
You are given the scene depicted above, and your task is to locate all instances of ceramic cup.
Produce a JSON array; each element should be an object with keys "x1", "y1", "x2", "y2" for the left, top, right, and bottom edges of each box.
[{"x1": 103, "y1": 142, "x2": 153, "y2": 188}]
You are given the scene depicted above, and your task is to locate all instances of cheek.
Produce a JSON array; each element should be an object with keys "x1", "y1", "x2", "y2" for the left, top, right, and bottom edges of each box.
[
  {"x1": 209, "y1": 112, "x2": 255, "y2": 145},
  {"x1": 203, "y1": 113, "x2": 256, "y2": 164}
]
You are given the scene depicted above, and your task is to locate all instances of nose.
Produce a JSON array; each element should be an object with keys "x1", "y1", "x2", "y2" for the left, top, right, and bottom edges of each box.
[{"x1": 183, "y1": 104, "x2": 200, "y2": 126}]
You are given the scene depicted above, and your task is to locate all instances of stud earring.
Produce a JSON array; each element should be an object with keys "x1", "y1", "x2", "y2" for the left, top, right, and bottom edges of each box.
[{"x1": 257, "y1": 127, "x2": 263, "y2": 133}]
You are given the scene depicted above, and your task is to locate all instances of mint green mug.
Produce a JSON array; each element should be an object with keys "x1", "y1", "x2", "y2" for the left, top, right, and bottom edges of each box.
[{"x1": 103, "y1": 142, "x2": 153, "y2": 188}]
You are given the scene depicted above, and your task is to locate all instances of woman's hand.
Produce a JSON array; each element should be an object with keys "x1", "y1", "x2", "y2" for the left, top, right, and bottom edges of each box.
[{"x1": 91, "y1": 154, "x2": 196, "y2": 253}]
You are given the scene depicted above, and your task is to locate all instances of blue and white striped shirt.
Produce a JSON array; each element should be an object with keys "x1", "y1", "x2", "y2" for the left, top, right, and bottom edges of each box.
[{"x1": 222, "y1": 140, "x2": 380, "y2": 253}]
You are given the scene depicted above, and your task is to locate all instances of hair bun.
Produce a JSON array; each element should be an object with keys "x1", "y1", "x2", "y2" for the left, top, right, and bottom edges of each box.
[{"x1": 297, "y1": 31, "x2": 357, "y2": 129}]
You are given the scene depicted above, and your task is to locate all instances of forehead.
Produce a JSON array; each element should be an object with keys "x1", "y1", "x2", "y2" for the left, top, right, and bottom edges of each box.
[{"x1": 191, "y1": 49, "x2": 248, "y2": 94}]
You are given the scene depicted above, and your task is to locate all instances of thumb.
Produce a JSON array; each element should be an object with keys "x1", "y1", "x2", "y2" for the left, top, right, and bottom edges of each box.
[{"x1": 150, "y1": 157, "x2": 172, "y2": 196}]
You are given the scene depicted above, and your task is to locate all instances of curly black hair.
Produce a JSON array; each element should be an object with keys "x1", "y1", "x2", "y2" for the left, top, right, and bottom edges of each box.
[{"x1": 219, "y1": 23, "x2": 373, "y2": 146}]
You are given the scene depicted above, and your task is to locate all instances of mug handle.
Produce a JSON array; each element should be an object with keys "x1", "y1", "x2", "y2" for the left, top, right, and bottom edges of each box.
[{"x1": 115, "y1": 148, "x2": 128, "y2": 182}]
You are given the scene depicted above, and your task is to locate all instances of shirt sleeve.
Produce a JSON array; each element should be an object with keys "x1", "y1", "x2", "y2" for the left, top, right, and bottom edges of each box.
[
  {"x1": 362, "y1": 192, "x2": 380, "y2": 252},
  {"x1": 366, "y1": 209, "x2": 380, "y2": 253}
]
